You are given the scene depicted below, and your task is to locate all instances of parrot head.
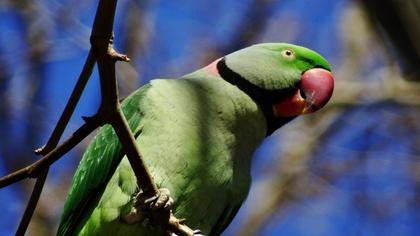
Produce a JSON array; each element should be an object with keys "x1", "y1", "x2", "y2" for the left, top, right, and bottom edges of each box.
[{"x1": 206, "y1": 43, "x2": 334, "y2": 135}]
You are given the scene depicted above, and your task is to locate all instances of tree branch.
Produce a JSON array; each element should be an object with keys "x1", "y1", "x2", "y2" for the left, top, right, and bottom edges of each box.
[
  {"x1": 36, "y1": 50, "x2": 96, "y2": 155},
  {"x1": 14, "y1": 50, "x2": 96, "y2": 236},
  {"x1": 16, "y1": 170, "x2": 48, "y2": 236},
  {"x1": 0, "y1": 116, "x2": 102, "y2": 188},
  {"x1": 90, "y1": 1, "x2": 194, "y2": 234}
]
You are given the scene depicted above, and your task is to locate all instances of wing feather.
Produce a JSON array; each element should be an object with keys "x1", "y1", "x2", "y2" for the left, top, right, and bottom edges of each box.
[{"x1": 57, "y1": 84, "x2": 150, "y2": 235}]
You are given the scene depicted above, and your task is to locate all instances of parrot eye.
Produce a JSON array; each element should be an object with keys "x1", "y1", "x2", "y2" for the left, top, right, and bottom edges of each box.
[{"x1": 281, "y1": 49, "x2": 295, "y2": 60}]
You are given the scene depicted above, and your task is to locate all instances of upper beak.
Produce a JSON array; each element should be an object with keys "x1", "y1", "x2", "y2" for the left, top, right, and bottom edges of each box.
[
  {"x1": 300, "y1": 68, "x2": 334, "y2": 114},
  {"x1": 273, "y1": 68, "x2": 334, "y2": 117}
]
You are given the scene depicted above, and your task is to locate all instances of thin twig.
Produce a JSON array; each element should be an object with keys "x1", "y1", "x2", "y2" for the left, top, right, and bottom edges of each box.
[
  {"x1": 35, "y1": 50, "x2": 96, "y2": 155},
  {"x1": 15, "y1": 50, "x2": 96, "y2": 236},
  {"x1": 0, "y1": 117, "x2": 102, "y2": 188},
  {"x1": 16, "y1": 169, "x2": 48, "y2": 236}
]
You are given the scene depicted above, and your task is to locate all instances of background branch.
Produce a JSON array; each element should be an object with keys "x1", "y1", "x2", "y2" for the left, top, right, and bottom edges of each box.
[
  {"x1": 16, "y1": 170, "x2": 48, "y2": 236},
  {"x1": 0, "y1": 117, "x2": 101, "y2": 188},
  {"x1": 16, "y1": 50, "x2": 96, "y2": 236}
]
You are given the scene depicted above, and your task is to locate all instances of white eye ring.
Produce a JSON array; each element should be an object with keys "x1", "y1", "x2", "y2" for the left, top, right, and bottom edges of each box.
[{"x1": 281, "y1": 49, "x2": 295, "y2": 60}]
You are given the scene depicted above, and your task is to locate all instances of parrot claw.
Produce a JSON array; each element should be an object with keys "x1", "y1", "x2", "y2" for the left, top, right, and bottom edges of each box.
[
  {"x1": 167, "y1": 230, "x2": 204, "y2": 236},
  {"x1": 166, "y1": 228, "x2": 205, "y2": 236},
  {"x1": 122, "y1": 188, "x2": 174, "y2": 225},
  {"x1": 140, "y1": 188, "x2": 173, "y2": 211},
  {"x1": 193, "y1": 229, "x2": 205, "y2": 236}
]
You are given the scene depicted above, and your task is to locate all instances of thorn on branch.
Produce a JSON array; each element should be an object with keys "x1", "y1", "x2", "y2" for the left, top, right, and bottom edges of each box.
[
  {"x1": 81, "y1": 114, "x2": 104, "y2": 125},
  {"x1": 34, "y1": 145, "x2": 47, "y2": 155},
  {"x1": 109, "y1": 47, "x2": 130, "y2": 62},
  {"x1": 90, "y1": 35, "x2": 130, "y2": 62}
]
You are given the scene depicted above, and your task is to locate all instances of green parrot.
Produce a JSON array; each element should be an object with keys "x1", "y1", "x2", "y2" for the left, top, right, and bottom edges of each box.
[{"x1": 57, "y1": 43, "x2": 334, "y2": 236}]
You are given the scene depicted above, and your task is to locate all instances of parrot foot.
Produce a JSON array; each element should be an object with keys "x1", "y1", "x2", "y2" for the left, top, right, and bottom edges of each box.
[
  {"x1": 123, "y1": 189, "x2": 204, "y2": 235},
  {"x1": 142, "y1": 188, "x2": 174, "y2": 211},
  {"x1": 192, "y1": 229, "x2": 205, "y2": 236},
  {"x1": 168, "y1": 230, "x2": 204, "y2": 236},
  {"x1": 122, "y1": 188, "x2": 174, "y2": 225}
]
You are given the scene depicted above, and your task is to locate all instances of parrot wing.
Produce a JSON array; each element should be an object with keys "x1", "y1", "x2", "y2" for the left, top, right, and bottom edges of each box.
[{"x1": 57, "y1": 84, "x2": 150, "y2": 235}]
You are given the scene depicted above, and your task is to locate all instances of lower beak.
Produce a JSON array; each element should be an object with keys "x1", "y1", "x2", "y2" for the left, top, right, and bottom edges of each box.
[
  {"x1": 302, "y1": 105, "x2": 311, "y2": 114},
  {"x1": 301, "y1": 101, "x2": 317, "y2": 114}
]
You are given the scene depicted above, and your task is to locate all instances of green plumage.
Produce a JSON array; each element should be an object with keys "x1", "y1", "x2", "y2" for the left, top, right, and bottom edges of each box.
[{"x1": 58, "y1": 43, "x2": 332, "y2": 235}]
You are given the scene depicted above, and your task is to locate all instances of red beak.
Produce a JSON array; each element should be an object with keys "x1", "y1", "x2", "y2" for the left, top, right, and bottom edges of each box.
[
  {"x1": 301, "y1": 68, "x2": 334, "y2": 113},
  {"x1": 273, "y1": 68, "x2": 334, "y2": 117}
]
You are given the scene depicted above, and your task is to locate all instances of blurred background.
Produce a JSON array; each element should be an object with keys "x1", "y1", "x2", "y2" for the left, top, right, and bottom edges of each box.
[{"x1": 1, "y1": 0, "x2": 420, "y2": 235}]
